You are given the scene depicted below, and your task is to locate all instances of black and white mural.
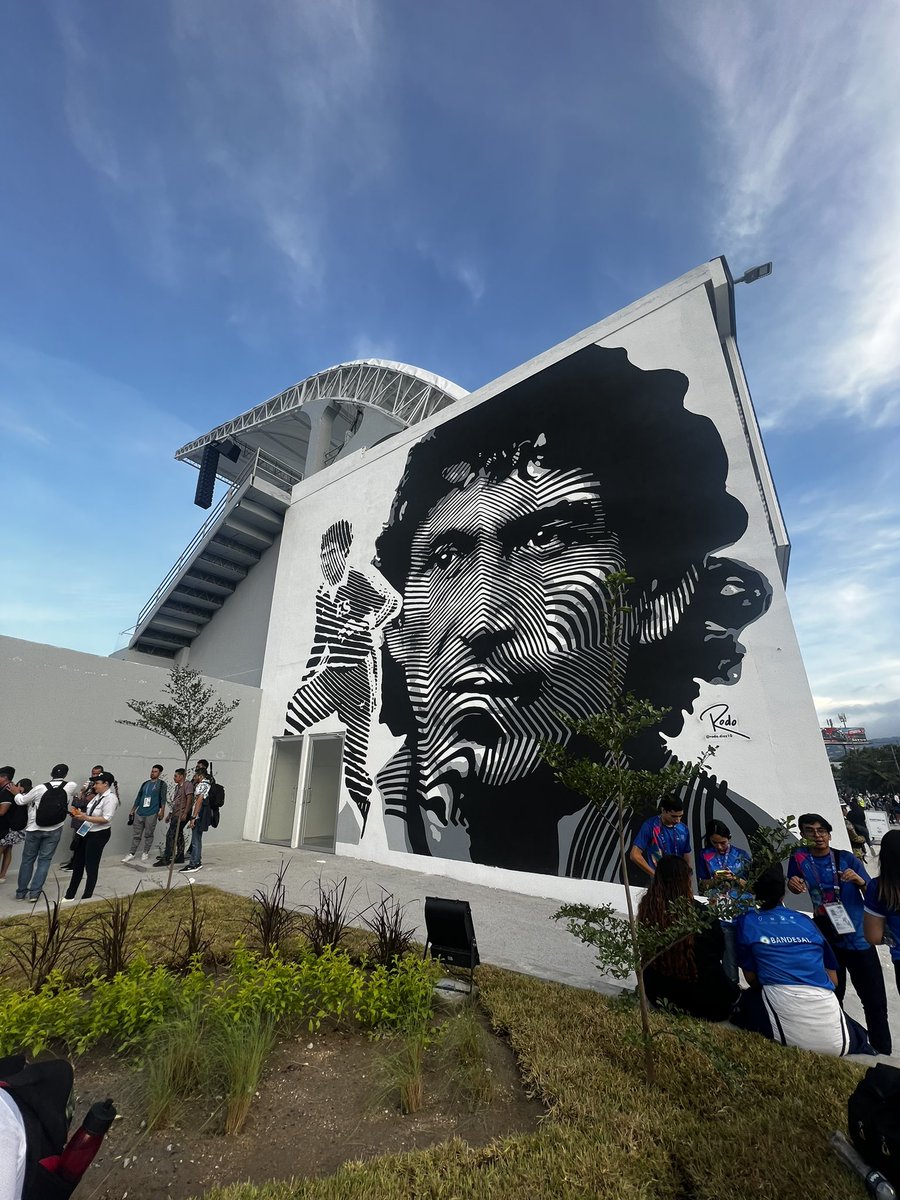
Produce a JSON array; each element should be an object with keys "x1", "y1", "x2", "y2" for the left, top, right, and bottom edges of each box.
[
  {"x1": 284, "y1": 520, "x2": 400, "y2": 828},
  {"x1": 283, "y1": 344, "x2": 774, "y2": 881}
]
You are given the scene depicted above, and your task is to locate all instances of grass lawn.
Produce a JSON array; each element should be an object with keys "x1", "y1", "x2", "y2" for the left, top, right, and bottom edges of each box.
[{"x1": 0, "y1": 888, "x2": 870, "y2": 1199}]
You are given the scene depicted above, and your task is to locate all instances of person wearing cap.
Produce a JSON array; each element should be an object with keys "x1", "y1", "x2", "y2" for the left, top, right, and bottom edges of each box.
[
  {"x1": 62, "y1": 773, "x2": 119, "y2": 903},
  {"x1": 60, "y1": 765, "x2": 104, "y2": 871},
  {"x1": 14, "y1": 765, "x2": 77, "y2": 903}
]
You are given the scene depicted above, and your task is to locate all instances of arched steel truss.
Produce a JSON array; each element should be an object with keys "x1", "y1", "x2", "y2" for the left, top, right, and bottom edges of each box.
[{"x1": 175, "y1": 359, "x2": 467, "y2": 460}]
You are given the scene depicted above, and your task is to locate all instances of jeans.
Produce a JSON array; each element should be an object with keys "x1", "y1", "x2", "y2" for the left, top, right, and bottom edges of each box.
[
  {"x1": 834, "y1": 945, "x2": 892, "y2": 1056},
  {"x1": 65, "y1": 828, "x2": 111, "y2": 900},
  {"x1": 188, "y1": 826, "x2": 203, "y2": 868},
  {"x1": 16, "y1": 827, "x2": 63, "y2": 899},
  {"x1": 162, "y1": 817, "x2": 189, "y2": 863},
  {"x1": 130, "y1": 812, "x2": 161, "y2": 855}
]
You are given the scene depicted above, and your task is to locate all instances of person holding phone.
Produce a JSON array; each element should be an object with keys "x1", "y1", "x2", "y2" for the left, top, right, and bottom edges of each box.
[
  {"x1": 62, "y1": 773, "x2": 119, "y2": 904},
  {"x1": 696, "y1": 819, "x2": 752, "y2": 984},
  {"x1": 787, "y1": 812, "x2": 891, "y2": 1055}
]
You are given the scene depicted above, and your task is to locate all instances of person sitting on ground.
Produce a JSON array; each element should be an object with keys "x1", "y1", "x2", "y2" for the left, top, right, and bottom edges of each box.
[
  {"x1": 630, "y1": 795, "x2": 692, "y2": 879},
  {"x1": 0, "y1": 769, "x2": 24, "y2": 886},
  {"x1": 637, "y1": 855, "x2": 738, "y2": 1021},
  {"x1": 864, "y1": 827, "x2": 900, "y2": 999},
  {"x1": 733, "y1": 864, "x2": 873, "y2": 1057},
  {"x1": 695, "y1": 818, "x2": 752, "y2": 984},
  {"x1": 787, "y1": 812, "x2": 891, "y2": 1055}
]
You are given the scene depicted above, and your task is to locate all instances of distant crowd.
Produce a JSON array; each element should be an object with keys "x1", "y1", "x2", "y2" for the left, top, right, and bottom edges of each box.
[
  {"x1": 0, "y1": 760, "x2": 223, "y2": 904},
  {"x1": 628, "y1": 796, "x2": 900, "y2": 1059}
]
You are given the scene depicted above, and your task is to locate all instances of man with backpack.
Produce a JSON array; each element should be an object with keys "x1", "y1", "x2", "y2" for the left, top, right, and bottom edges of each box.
[{"x1": 14, "y1": 765, "x2": 77, "y2": 903}]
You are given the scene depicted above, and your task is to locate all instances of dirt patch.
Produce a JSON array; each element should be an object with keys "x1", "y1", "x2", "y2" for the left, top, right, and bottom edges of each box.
[{"x1": 74, "y1": 1011, "x2": 543, "y2": 1199}]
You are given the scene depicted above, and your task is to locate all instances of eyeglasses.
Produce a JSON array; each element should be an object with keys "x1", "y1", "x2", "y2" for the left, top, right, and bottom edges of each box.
[{"x1": 801, "y1": 827, "x2": 830, "y2": 838}]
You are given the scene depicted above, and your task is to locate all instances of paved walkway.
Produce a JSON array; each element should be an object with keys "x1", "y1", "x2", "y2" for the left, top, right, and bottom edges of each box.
[{"x1": 2, "y1": 837, "x2": 898, "y2": 1063}]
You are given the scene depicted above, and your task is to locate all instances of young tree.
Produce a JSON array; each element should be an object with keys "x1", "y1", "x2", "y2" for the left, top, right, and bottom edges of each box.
[
  {"x1": 118, "y1": 666, "x2": 240, "y2": 888},
  {"x1": 542, "y1": 571, "x2": 794, "y2": 1083}
]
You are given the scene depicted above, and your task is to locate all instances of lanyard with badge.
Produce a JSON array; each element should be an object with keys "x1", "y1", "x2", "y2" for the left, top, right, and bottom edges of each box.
[
  {"x1": 142, "y1": 781, "x2": 155, "y2": 810},
  {"x1": 809, "y1": 850, "x2": 856, "y2": 937},
  {"x1": 77, "y1": 797, "x2": 102, "y2": 837}
]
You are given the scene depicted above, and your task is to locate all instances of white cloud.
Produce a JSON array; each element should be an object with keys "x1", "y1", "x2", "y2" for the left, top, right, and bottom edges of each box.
[{"x1": 665, "y1": 1, "x2": 900, "y2": 424}]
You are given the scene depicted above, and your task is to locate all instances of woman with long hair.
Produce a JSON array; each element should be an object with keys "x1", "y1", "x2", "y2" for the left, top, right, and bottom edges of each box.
[
  {"x1": 637, "y1": 855, "x2": 738, "y2": 1021},
  {"x1": 695, "y1": 818, "x2": 752, "y2": 984},
  {"x1": 864, "y1": 827, "x2": 900, "y2": 995}
]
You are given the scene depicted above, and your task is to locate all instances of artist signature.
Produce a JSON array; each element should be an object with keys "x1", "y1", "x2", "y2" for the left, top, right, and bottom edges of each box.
[{"x1": 699, "y1": 703, "x2": 750, "y2": 740}]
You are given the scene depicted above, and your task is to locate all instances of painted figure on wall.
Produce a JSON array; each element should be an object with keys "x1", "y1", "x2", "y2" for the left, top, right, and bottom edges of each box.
[
  {"x1": 373, "y1": 344, "x2": 772, "y2": 880},
  {"x1": 285, "y1": 520, "x2": 400, "y2": 827}
]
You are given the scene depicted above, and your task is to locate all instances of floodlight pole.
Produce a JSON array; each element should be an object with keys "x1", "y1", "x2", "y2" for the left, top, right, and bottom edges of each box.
[{"x1": 734, "y1": 261, "x2": 773, "y2": 285}]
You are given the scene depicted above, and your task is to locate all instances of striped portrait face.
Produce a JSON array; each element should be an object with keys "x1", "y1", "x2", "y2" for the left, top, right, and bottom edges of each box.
[{"x1": 386, "y1": 458, "x2": 627, "y2": 793}]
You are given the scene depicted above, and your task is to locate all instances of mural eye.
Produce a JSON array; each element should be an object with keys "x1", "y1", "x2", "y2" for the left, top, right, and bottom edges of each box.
[
  {"x1": 524, "y1": 524, "x2": 564, "y2": 552},
  {"x1": 720, "y1": 582, "x2": 745, "y2": 597},
  {"x1": 429, "y1": 543, "x2": 462, "y2": 570}
]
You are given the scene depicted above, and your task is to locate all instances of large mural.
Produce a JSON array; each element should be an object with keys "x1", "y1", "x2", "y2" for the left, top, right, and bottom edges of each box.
[{"x1": 284, "y1": 344, "x2": 774, "y2": 881}]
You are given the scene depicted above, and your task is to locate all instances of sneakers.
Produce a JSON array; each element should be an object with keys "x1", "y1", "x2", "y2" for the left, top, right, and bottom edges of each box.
[
  {"x1": 178, "y1": 863, "x2": 201, "y2": 873},
  {"x1": 61, "y1": 897, "x2": 77, "y2": 905},
  {"x1": 60, "y1": 863, "x2": 73, "y2": 871},
  {"x1": 153, "y1": 859, "x2": 169, "y2": 867},
  {"x1": 141, "y1": 852, "x2": 150, "y2": 862},
  {"x1": 122, "y1": 853, "x2": 134, "y2": 863}
]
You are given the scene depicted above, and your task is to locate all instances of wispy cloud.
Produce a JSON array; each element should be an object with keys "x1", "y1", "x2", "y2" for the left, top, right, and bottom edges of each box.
[
  {"x1": 170, "y1": 0, "x2": 386, "y2": 305},
  {"x1": 55, "y1": 7, "x2": 181, "y2": 287},
  {"x1": 666, "y1": 1, "x2": 900, "y2": 425}
]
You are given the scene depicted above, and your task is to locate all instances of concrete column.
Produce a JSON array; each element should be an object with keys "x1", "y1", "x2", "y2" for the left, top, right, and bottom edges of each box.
[{"x1": 303, "y1": 399, "x2": 338, "y2": 477}]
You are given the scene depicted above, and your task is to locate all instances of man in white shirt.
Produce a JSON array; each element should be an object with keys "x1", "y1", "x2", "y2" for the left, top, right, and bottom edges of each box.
[{"x1": 14, "y1": 763, "x2": 77, "y2": 903}]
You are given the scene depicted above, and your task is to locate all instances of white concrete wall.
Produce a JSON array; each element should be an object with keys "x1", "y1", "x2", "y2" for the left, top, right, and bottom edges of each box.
[
  {"x1": 186, "y1": 534, "x2": 282, "y2": 687},
  {"x1": 244, "y1": 265, "x2": 842, "y2": 907},
  {"x1": 0, "y1": 635, "x2": 260, "y2": 857}
]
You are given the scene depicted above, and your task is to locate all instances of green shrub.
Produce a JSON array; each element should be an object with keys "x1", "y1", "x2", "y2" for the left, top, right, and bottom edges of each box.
[{"x1": 0, "y1": 974, "x2": 83, "y2": 1057}]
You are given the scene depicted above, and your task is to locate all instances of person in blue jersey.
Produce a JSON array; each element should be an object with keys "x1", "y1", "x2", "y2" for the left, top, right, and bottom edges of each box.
[
  {"x1": 630, "y1": 795, "x2": 692, "y2": 879},
  {"x1": 787, "y1": 812, "x2": 890, "y2": 1055},
  {"x1": 733, "y1": 864, "x2": 874, "y2": 1057},
  {"x1": 864, "y1": 827, "x2": 900, "y2": 997},
  {"x1": 696, "y1": 819, "x2": 752, "y2": 983}
]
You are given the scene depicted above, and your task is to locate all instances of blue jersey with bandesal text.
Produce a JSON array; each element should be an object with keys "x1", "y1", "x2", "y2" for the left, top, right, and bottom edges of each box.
[
  {"x1": 735, "y1": 905, "x2": 837, "y2": 990},
  {"x1": 864, "y1": 878, "x2": 900, "y2": 962}
]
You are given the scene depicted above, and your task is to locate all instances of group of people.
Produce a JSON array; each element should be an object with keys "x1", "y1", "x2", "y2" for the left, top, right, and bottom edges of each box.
[
  {"x1": 0, "y1": 760, "x2": 218, "y2": 905},
  {"x1": 629, "y1": 796, "x2": 900, "y2": 1059}
]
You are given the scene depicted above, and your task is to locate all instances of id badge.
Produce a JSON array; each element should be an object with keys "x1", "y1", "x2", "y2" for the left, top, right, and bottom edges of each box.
[
  {"x1": 77, "y1": 821, "x2": 91, "y2": 838},
  {"x1": 142, "y1": 797, "x2": 152, "y2": 809},
  {"x1": 824, "y1": 902, "x2": 856, "y2": 936}
]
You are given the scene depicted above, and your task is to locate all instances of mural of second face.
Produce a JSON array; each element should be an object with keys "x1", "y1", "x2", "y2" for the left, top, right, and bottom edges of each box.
[{"x1": 369, "y1": 344, "x2": 772, "y2": 880}]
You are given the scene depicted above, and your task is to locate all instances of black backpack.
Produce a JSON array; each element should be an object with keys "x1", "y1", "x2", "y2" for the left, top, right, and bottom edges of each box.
[
  {"x1": 848, "y1": 1063, "x2": 900, "y2": 1184},
  {"x1": 0, "y1": 1053, "x2": 75, "y2": 1199},
  {"x1": 208, "y1": 781, "x2": 225, "y2": 810},
  {"x1": 35, "y1": 782, "x2": 69, "y2": 828}
]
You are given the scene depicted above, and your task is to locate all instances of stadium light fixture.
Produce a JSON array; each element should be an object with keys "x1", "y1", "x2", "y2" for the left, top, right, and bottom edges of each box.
[{"x1": 735, "y1": 261, "x2": 773, "y2": 285}]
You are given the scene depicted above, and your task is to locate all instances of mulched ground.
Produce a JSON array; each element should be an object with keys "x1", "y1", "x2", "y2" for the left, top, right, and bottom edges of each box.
[{"x1": 75, "y1": 1011, "x2": 543, "y2": 1200}]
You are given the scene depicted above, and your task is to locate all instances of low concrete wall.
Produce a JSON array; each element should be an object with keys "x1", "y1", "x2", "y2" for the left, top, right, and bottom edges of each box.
[{"x1": 0, "y1": 635, "x2": 260, "y2": 859}]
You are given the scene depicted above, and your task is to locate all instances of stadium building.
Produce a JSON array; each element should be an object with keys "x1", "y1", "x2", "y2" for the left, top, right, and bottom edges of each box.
[{"x1": 1, "y1": 258, "x2": 841, "y2": 904}]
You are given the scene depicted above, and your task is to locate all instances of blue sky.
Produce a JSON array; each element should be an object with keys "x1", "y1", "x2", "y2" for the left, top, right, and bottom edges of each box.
[{"x1": 1, "y1": 1, "x2": 898, "y2": 734}]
